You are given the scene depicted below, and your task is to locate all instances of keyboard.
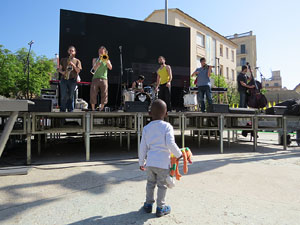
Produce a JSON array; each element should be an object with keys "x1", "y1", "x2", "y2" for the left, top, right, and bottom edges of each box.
[{"x1": 189, "y1": 87, "x2": 227, "y2": 92}]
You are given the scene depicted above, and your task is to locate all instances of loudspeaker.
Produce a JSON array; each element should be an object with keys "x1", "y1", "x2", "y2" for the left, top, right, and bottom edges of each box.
[
  {"x1": 265, "y1": 106, "x2": 288, "y2": 115},
  {"x1": 229, "y1": 108, "x2": 257, "y2": 114},
  {"x1": 28, "y1": 99, "x2": 52, "y2": 112},
  {"x1": 124, "y1": 101, "x2": 149, "y2": 112},
  {"x1": 207, "y1": 104, "x2": 229, "y2": 113}
]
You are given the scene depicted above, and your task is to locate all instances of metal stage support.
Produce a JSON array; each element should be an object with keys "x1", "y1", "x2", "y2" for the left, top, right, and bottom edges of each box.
[
  {"x1": 1, "y1": 110, "x2": 299, "y2": 164},
  {"x1": 0, "y1": 100, "x2": 33, "y2": 161}
]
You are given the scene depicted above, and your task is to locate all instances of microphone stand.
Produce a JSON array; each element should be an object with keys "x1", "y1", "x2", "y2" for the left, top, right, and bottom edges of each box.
[
  {"x1": 25, "y1": 41, "x2": 34, "y2": 99},
  {"x1": 118, "y1": 46, "x2": 124, "y2": 109}
]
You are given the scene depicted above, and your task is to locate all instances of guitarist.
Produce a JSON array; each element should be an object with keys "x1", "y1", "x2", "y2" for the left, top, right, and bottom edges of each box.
[{"x1": 237, "y1": 65, "x2": 255, "y2": 108}]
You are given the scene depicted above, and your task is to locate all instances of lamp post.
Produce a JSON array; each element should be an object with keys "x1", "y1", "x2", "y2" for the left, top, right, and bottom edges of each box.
[{"x1": 165, "y1": 0, "x2": 168, "y2": 25}]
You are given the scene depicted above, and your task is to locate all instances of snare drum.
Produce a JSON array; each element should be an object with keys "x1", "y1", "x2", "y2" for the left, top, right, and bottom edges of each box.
[
  {"x1": 123, "y1": 90, "x2": 135, "y2": 102},
  {"x1": 183, "y1": 94, "x2": 198, "y2": 107}
]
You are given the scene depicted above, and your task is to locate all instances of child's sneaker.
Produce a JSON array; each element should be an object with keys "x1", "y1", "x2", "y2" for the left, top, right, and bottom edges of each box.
[
  {"x1": 143, "y1": 203, "x2": 153, "y2": 213},
  {"x1": 156, "y1": 205, "x2": 171, "y2": 217}
]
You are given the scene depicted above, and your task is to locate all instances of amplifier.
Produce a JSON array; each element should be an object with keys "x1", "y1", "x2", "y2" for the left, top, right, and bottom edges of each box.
[
  {"x1": 124, "y1": 101, "x2": 149, "y2": 112},
  {"x1": 28, "y1": 99, "x2": 52, "y2": 112},
  {"x1": 229, "y1": 108, "x2": 257, "y2": 114},
  {"x1": 41, "y1": 89, "x2": 57, "y2": 96},
  {"x1": 207, "y1": 104, "x2": 229, "y2": 113},
  {"x1": 265, "y1": 106, "x2": 288, "y2": 115}
]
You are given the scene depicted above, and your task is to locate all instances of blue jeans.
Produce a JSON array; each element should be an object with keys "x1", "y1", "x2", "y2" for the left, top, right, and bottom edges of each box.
[
  {"x1": 239, "y1": 91, "x2": 247, "y2": 108},
  {"x1": 197, "y1": 85, "x2": 212, "y2": 112},
  {"x1": 60, "y1": 78, "x2": 77, "y2": 112}
]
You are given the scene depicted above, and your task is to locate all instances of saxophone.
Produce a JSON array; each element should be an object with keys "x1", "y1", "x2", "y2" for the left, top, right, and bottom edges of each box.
[{"x1": 65, "y1": 55, "x2": 73, "y2": 80}]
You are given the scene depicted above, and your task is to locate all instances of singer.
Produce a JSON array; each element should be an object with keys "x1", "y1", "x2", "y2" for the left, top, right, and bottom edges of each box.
[
  {"x1": 57, "y1": 46, "x2": 82, "y2": 112},
  {"x1": 90, "y1": 46, "x2": 112, "y2": 111}
]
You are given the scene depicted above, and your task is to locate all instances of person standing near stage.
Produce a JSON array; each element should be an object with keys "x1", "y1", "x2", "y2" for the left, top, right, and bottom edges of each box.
[
  {"x1": 58, "y1": 46, "x2": 82, "y2": 112},
  {"x1": 155, "y1": 56, "x2": 172, "y2": 111},
  {"x1": 191, "y1": 57, "x2": 213, "y2": 112},
  {"x1": 237, "y1": 65, "x2": 255, "y2": 108},
  {"x1": 90, "y1": 46, "x2": 112, "y2": 111}
]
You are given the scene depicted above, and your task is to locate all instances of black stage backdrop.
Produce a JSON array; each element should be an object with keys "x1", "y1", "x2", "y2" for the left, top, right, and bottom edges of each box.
[{"x1": 59, "y1": 9, "x2": 190, "y2": 109}]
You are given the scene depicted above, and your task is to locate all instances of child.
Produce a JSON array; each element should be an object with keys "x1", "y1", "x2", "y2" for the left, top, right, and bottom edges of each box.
[{"x1": 139, "y1": 99, "x2": 182, "y2": 217}]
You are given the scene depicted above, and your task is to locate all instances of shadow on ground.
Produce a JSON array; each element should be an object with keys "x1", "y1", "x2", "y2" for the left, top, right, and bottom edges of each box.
[
  {"x1": 0, "y1": 133, "x2": 299, "y2": 222},
  {"x1": 67, "y1": 208, "x2": 154, "y2": 225}
]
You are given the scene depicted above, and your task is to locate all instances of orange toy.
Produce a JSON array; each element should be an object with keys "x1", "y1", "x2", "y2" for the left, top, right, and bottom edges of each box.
[{"x1": 170, "y1": 147, "x2": 193, "y2": 181}]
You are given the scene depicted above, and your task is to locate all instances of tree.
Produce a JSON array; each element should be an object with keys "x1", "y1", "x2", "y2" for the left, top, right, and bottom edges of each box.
[
  {"x1": 0, "y1": 45, "x2": 55, "y2": 99},
  {"x1": 210, "y1": 73, "x2": 240, "y2": 106}
]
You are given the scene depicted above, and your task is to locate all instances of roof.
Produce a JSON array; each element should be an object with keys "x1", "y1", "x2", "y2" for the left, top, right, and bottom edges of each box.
[
  {"x1": 145, "y1": 8, "x2": 237, "y2": 48},
  {"x1": 294, "y1": 83, "x2": 300, "y2": 91},
  {"x1": 265, "y1": 90, "x2": 300, "y2": 103}
]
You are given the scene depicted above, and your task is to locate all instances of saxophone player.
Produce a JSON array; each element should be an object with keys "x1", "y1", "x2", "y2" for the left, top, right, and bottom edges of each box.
[
  {"x1": 58, "y1": 46, "x2": 82, "y2": 112},
  {"x1": 90, "y1": 46, "x2": 112, "y2": 111}
]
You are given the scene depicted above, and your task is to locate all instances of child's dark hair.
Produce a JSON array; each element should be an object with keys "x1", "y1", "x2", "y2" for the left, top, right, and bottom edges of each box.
[{"x1": 150, "y1": 99, "x2": 167, "y2": 119}]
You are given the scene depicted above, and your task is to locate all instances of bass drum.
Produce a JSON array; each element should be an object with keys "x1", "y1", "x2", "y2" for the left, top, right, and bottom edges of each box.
[
  {"x1": 135, "y1": 92, "x2": 151, "y2": 104},
  {"x1": 183, "y1": 94, "x2": 198, "y2": 107}
]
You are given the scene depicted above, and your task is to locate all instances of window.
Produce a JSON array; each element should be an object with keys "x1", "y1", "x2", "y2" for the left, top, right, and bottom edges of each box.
[
  {"x1": 226, "y1": 67, "x2": 229, "y2": 79},
  {"x1": 196, "y1": 56, "x2": 202, "y2": 68},
  {"x1": 241, "y1": 44, "x2": 246, "y2": 54},
  {"x1": 196, "y1": 32, "x2": 205, "y2": 47},
  {"x1": 220, "y1": 44, "x2": 223, "y2": 56},
  {"x1": 231, "y1": 69, "x2": 235, "y2": 81},
  {"x1": 226, "y1": 48, "x2": 229, "y2": 59},
  {"x1": 220, "y1": 65, "x2": 224, "y2": 75},
  {"x1": 240, "y1": 57, "x2": 246, "y2": 66},
  {"x1": 231, "y1": 50, "x2": 234, "y2": 62},
  {"x1": 265, "y1": 83, "x2": 269, "y2": 87},
  {"x1": 274, "y1": 83, "x2": 279, "y2": 87}
]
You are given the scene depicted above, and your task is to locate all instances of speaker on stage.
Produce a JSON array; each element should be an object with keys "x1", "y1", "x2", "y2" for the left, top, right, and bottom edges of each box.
[
  {"x1": 28, "y1": 99, "x2": 52, "y2": 112},
  {"x1": 124, "y1": 101, "x2": 149, "y2": 112},
  {"x1": 265, "y1": 106, "x2": 288, "y2": 115},
  {"x1": 207, "y1": 104, "x2": 229, "y2": 113}
]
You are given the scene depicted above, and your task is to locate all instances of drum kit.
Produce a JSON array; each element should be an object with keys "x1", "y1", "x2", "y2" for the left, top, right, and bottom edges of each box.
[{"x1": 122, "y1": 85, "x2": 157, "y2": 106}]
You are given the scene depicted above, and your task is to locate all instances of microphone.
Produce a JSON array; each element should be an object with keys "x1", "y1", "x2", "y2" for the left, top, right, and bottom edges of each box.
[
  {"x1": 119, "y1": 46, "x2": 122, "y2": 52},
  {"x1": 28, "y1": 40, "x2": 34, "y2": 45}
]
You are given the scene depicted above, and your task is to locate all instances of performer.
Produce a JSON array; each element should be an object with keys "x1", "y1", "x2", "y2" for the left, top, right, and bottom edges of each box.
[
  {"x1": 237, "y1": 65, "x2": 255, "y2": 108},
  {"x1": 90, "y1": 46, "x2": 112, "y2": 111},
  {"x1": 131, "y1": 75, "x2": 145, "y2": 92},
  {"x1": 155, "y1": 56, "x2": 172, "y2": 111},
  {"x1": 191, "y1": 57, "x2": 213, "y2": 112},
  {"x1": 58, "y1": 46, "x2": 82, "y2": 112}
]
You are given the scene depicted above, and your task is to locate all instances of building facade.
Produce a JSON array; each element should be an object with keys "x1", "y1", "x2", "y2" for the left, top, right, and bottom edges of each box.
[
  {"x1": 262, "y1": 70, "x2": 282, "y2": 91},
  {"x1": 145, "y1": 9, "x2": 237, "y2": 86},
  {"x1": 226, "y1": 31, "x2": 257, "y2": 78}
]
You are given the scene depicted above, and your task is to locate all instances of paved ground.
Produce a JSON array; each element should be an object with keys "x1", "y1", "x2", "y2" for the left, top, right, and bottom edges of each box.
[{"x1": 0, "y1": 132, "x2": 300, "y2": 225}]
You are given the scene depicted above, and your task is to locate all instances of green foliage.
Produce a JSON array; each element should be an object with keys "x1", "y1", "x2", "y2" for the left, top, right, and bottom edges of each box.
[
  {"x1": 210, "y1": 73, "x2": 228, "y2": 89},
  {"x1": 210, "y1": 73, "x2": 240, "y2": 106},
  {"x1": 0, "y1": 45, "x2": 55, "y2": 98}
]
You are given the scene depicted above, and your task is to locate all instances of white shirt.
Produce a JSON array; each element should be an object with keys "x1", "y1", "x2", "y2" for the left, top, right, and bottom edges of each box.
[{"x1": 139, "y1": 120, "x2": 182, "y2": 169}]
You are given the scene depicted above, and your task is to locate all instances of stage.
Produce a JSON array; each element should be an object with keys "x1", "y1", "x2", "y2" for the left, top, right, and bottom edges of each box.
[{"x1": 1, "y1": 110, "x2": 299, "y2": 165}]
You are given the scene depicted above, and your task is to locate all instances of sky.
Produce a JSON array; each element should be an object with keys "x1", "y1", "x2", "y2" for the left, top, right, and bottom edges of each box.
[{"x1": 1, "y1": 0, "x2": 299, "y2": 89}]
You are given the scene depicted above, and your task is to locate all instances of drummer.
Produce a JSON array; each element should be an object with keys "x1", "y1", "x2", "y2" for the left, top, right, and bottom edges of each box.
[{"x1": 131, "y1": 75, "x2": 145, "y2": 92}]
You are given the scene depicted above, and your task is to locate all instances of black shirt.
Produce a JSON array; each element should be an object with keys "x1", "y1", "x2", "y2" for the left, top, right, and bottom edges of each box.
[{"x1": 237, "y1": 72, "x2": 247, "y2": 92}]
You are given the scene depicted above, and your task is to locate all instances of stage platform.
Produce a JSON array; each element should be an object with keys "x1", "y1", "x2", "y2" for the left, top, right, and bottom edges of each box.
[{"x1": 1, "y1": 111, "x2": 299, "y2": 164}]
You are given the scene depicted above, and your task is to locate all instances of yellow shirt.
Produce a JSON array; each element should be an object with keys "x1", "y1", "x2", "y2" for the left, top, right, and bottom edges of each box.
[{"x1": 157, "y1": 66, "x2": 170, "y2": 85}]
